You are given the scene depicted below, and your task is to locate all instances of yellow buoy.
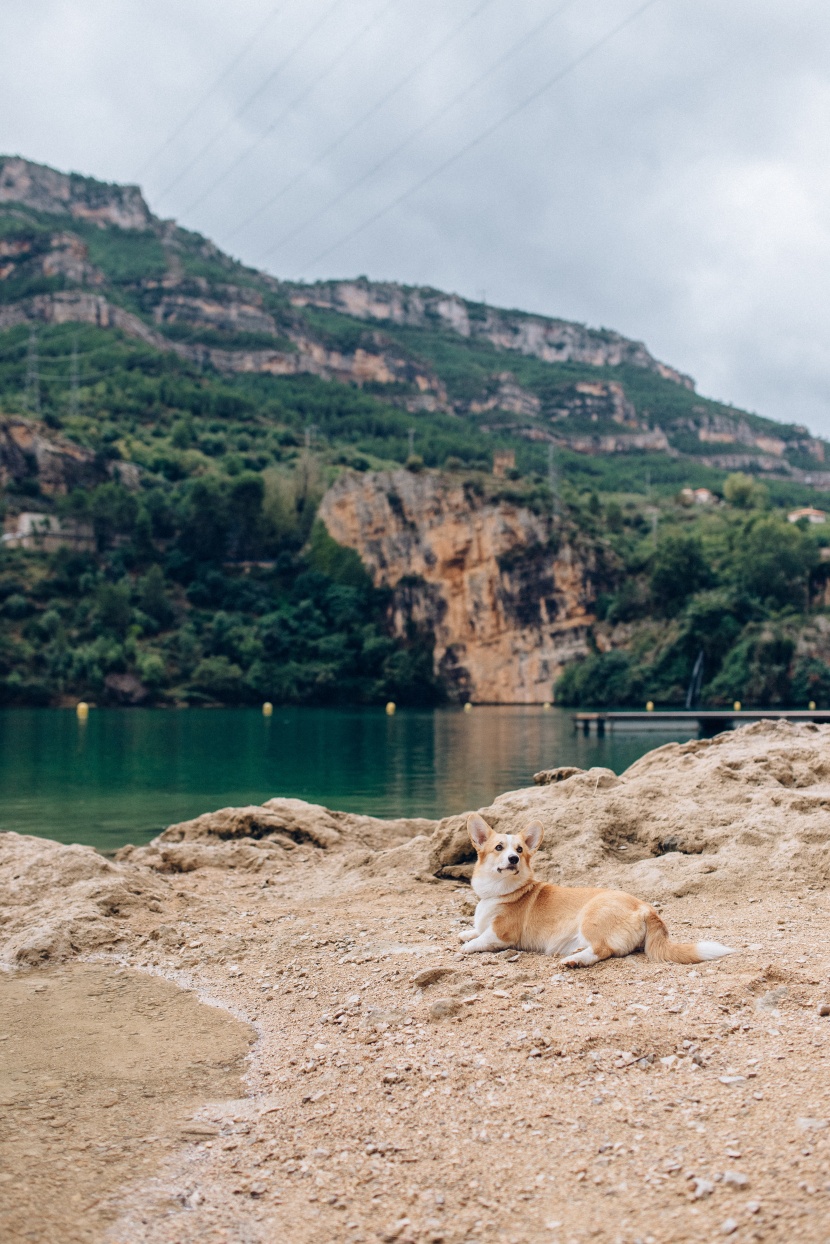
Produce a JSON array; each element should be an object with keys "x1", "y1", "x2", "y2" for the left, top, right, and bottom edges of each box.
[
  {"x1": 76, "y1": 701, "x2": 89, "y2": 720},
  {"x1": 733, "y1": 700, "x2": 742, "y2": 712},
  {"x1": 645, "y1": 701, "x2": 654, "y2": 712},
  {"x1": 463, "y1": 702, "x2": 473, "y2": 713},
  {"x1": 809, "y1": 700, "x2": 817, "y2": 711},
  {"x1": 542, "y1": 701, "x2": 552, "y2": 711},
  {"x1": 262, "y1": 701, "x2": 273, "y2": 717},
  {"x1": 385, "y1": 701, "x2": 396, "y2": 715}
]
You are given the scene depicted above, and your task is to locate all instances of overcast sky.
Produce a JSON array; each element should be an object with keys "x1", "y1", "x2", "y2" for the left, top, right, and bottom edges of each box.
[{"x1": 2, "y1": 0, "x2": 829, "y2": 433}]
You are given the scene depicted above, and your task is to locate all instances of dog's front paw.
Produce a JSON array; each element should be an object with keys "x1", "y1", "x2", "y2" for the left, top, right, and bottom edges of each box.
[{"x1": 458, "y1": 929, "x2": 477, "y2": 943}]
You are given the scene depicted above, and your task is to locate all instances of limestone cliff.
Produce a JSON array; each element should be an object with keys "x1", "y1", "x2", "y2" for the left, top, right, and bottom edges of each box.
[
  {"x1": 289, "y1": 279, "x2": 696, "y2": 389},
  {"x1": 318, "y1": 470, "x2": 597, "y2": 703},
  {"x1": 0, "y1": 156, "x2": 151, "y2": 231}
]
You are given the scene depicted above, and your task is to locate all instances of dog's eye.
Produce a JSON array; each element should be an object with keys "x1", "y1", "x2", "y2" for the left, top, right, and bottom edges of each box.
[
  {"x1": 516, "y1": 845, "x2": 523, "y2": 854},
  {"x1": 494, "y1": 843, "x2": 504, "y2": 851}
]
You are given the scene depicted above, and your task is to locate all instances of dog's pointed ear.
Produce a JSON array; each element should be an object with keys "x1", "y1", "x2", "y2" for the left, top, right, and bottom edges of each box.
[
  {"x1": 467, "y1": 813, "x2": 493, "y2": 850},
  {"x1": 523, "y1": 820, "x2": 544, "y2": 853}
]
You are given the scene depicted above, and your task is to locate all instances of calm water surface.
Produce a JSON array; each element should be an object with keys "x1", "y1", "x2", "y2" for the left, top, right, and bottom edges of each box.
[{"x1": 0, "y1": 707, "x2": 695, "y2": 851}]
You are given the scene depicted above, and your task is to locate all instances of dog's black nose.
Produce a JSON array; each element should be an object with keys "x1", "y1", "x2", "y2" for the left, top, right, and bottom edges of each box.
[{"x1": 508, "y1": 854, "x2": 519, "y2": 865}]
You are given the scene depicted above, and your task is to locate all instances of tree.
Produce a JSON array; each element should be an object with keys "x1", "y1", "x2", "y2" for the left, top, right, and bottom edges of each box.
[
  {"x1": 649, "y1": 533, "x2": 713, "y2": 615},
  {"x1": 736, "y1": 518, "x2": 815, "y2": 609},
  {"x1": 723, "y1": 472, "x2": 767, "y2": 509}
]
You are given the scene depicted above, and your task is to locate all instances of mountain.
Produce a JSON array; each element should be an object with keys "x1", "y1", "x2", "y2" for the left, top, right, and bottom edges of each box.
[
  {"x1": 1, "y1": 155, "x2": 829, "y2": 709},
  {"x1": 1, "y1": 155, "x2": 827, "y2": 489}
]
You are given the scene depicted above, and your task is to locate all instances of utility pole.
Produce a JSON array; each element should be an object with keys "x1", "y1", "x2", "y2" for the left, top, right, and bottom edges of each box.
[
  {"x1": 547, "y1": 441, "x2": 558, "y2": 512},
  {"x1": 68, "y1": 335, "x2": 79, "y2": 418},
  {"x1": 25, "y1": 326, "x2": 40, "y2": 416},
  {"x1": 407, "y1": 427, "x2": 415, "y2": 458}
]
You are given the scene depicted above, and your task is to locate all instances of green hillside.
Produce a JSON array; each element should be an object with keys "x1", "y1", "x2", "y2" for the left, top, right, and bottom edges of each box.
[{"x1": 1, "y1": 156, "x2": 829, "y2": 708}]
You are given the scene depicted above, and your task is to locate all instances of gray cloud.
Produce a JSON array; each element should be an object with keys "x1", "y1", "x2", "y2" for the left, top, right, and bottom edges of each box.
[{"x1": 1, "y1": 0, "x2": 829, "y2": 431}]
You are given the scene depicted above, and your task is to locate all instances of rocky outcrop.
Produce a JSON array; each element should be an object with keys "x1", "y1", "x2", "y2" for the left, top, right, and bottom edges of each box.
[
  {"x1": 0, "y1": 156, "x2": 152, "y2": 231},
  {"x1": 118, "y1": 797, "x2": 433, "y2": 875},
  {"x1": 0, "y1": 416, "x2": 99, "y2": 495},
  {"x1": 319, "y1": 469, "x2": 597, "y2": 703},
  {"x1": 0, "y1": 832, "x2": 166, "y2": 965},
  {"x1": 290, "y1": 279, "x2": 696, "y2": 390}
]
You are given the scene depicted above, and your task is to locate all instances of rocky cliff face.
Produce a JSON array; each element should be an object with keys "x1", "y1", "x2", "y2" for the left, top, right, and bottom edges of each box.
[
  {"x1": 319, "y1": 470, "x2": 597, "y2": 703},
  {"x1": 0, "y1": 157, "x2": 152, "y2": 231},
  {"x1": 290, "y1": 279, "x2": 696, "y2": 390},
  {"x1": 0, "y1": 416, "x2": 100, "y2": 495}
]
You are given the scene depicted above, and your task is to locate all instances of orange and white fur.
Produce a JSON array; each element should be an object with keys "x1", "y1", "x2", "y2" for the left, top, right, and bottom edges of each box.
[{"x1": 459, "y1": 814, "x2": 734, "y2": 966}]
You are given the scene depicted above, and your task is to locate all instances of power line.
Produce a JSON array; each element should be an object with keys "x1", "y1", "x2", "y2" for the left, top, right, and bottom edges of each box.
[
  {"x1": 135, "y1": 2, "x2": 290, "y2": 180},
  {"x1": 155, "y1": 0, "x2": 348, "y2": 204},
  {"x1": 294, "y1": 0, "x2": 665, "y2": 275},
  {"x1": 223, "y1": 0, "x2": 499, "y2": 245},
  {"x1": 257, "y1": 0, "x2": 581, "y2": 264},
  {"x1": 180, "y1": 0, "x2": 398, "y2": 220}
]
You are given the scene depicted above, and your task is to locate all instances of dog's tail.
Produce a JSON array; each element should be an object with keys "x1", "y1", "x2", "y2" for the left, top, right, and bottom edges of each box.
[{"x1": 644, "y1": 909, "x2": 734, "y2": 964}]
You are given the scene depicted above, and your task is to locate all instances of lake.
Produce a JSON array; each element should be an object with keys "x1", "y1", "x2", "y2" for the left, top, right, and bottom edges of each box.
[{"x1": 0, "y1": 707, "x2": 695, "y2": 852}]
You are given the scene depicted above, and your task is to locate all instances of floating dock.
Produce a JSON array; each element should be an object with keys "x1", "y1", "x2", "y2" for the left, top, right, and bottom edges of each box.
[{"x1": 572, "y1": 709, "x2": 830, "y2": 736}]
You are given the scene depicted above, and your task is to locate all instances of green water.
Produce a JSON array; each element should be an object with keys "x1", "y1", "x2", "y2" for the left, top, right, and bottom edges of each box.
[{"x1": 0, "y1": 707, "x2": 694, "y2": 851}]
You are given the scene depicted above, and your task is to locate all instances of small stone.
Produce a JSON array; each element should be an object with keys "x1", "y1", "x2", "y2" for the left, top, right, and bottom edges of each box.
[
  {"x1": 382, "y1": 1218, "x2": 411, "y2": 1242},
  {"x1": 691, "y1": 1177, "x2": 714, "y2": 1199},
  {"x1": 429, "y1": 998, "x2": 461, "y2": 1020},
  {"x1": 722, "y1": 1171, "x2": 749, "y2": 1188},
  {"x1": 506, "y1": 954, "x2": 520, "y2": 962},
  {"x1": 818, "y1": 1002, "x2": 830, "y2": 1017},
  {"x1": 755, "y1": 986, "x2": 788, "y2": 1013},
  {"x1": 721, "y1": 1219, "x2": 738, "y2": 1235},
  {"x1": 746, "y1": 1201, "x2": 761, "y2": 1214},
  {"x1": 411, "y1": 967, "x2": 454, "y2": 987},
  {"x1": 797, "y1": 1117, "x2": 829, "y2": 1132},
  {"x1": 719, "y1": 1075, "x2": 745, "y2": 1086}
]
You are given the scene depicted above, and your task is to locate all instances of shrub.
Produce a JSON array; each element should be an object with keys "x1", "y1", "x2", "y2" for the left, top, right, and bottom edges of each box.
[
  {"x1": 555, "y1": 650, "x2": 643, "y2": 707},
  {"x1": 190, "y1": 655, "x2": 248, "y2": 701}
]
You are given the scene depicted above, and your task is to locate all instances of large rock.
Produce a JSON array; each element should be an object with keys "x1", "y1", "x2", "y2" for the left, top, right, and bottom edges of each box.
[
  {"x1": 0, "y1": 833, "x2": 166, "y2": 965},
  {"x1": 121, "y1": 797, "x2": 435, "y2": 873}
]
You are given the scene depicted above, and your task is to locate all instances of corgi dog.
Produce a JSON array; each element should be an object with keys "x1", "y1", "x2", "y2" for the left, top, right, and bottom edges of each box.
[{"x1": 459, "y1": 813, "x2": 734, "y2": 966}]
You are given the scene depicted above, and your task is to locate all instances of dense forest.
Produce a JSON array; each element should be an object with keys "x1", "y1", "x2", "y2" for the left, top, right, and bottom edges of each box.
[{"x1": 2, "y1": 157, "x2": 830, "y2": 708}]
